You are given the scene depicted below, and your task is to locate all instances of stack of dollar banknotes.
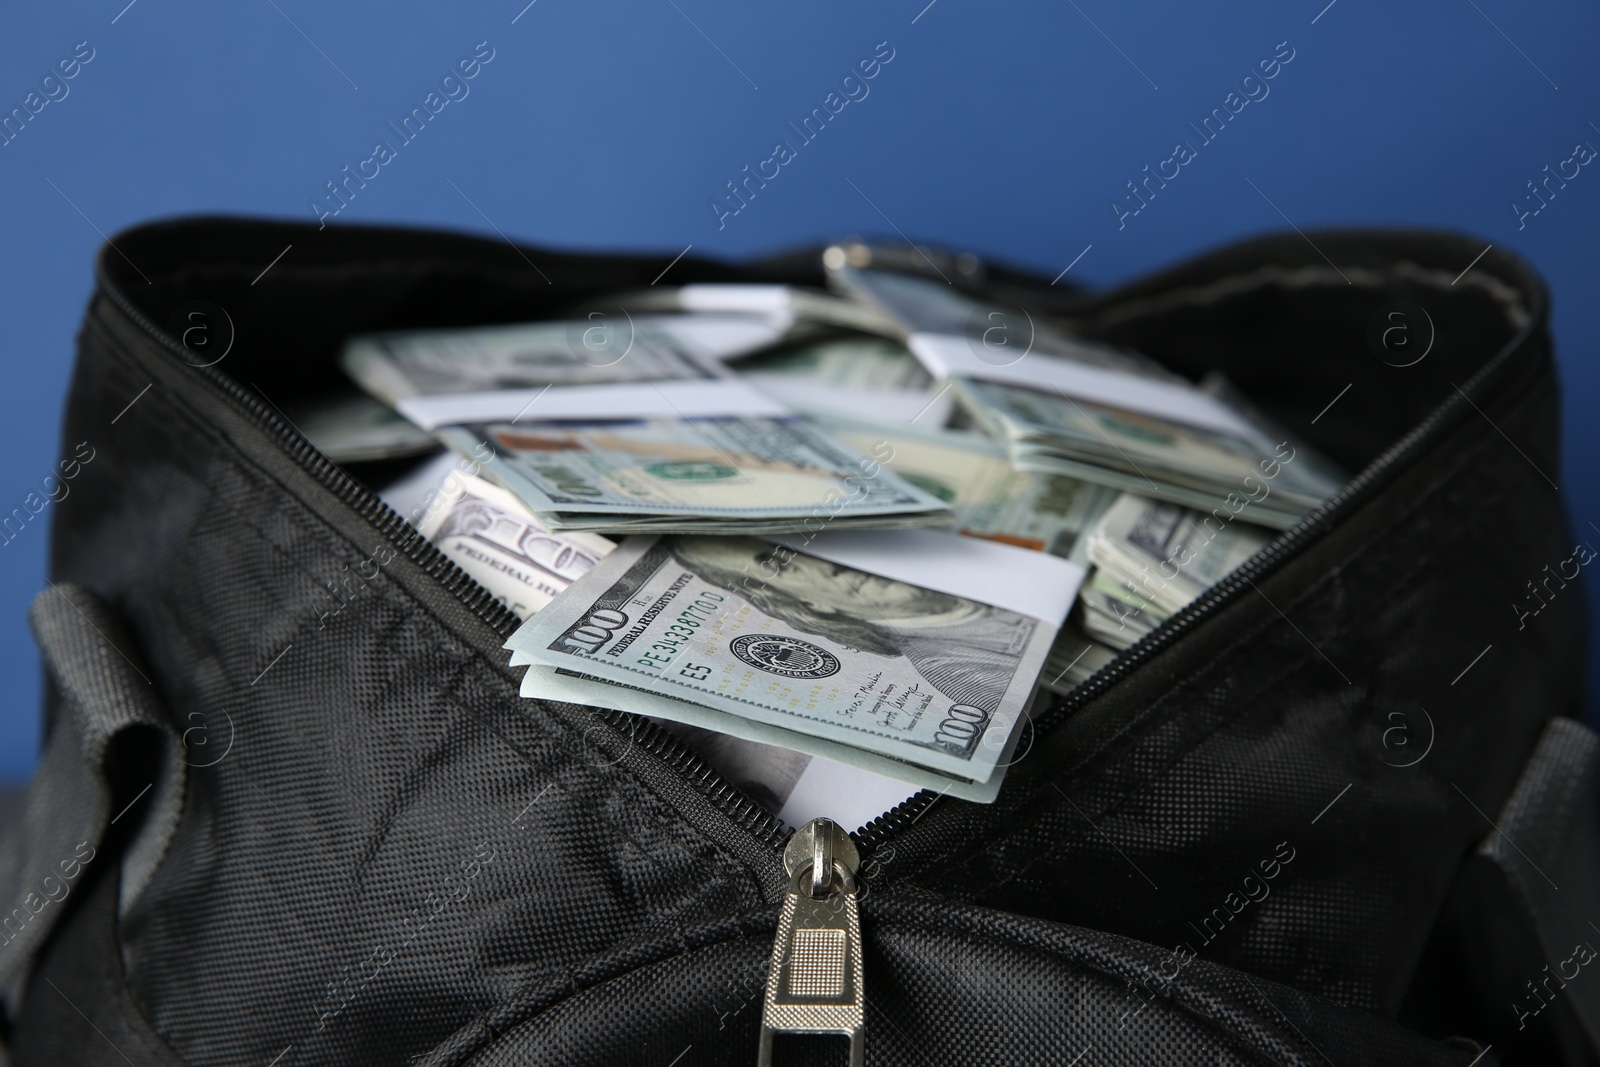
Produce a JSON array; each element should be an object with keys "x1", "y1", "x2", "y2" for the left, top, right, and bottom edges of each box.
[{"x1": 304, "y1": 247, "x2": 1346, "y2": 829}]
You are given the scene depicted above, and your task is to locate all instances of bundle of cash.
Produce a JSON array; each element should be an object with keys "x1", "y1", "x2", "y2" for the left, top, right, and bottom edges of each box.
[
  {"x1": 948, "y1": 379, "x2": 1334, "y2": 529},
  {"x1": 505, "y1": 529, "x2": 1082, "y2": 799},
  {"x1": 1078, "y1": 568, "x2": 1164, "y2": 649},
  {"x1": 382, "y1": 451, "x2": 1105, "y2": 820},
  {"x1": 1078, "y1": 492, "x2": 1272, "y2": 649},
  {"x1": 829, "y1": 265, "x2": 1344, "y2": 528},
  {"x1": 342, "y1": 317, "x2": 952, "y2": 535},
  {"x1": 342, "y1": 313, "x2": 769, "y2": 428},
  {"x1": 311, "y1": 257, "x2": 1337, "y2": 819},
  {"x1": 813, "y1": 414, "x2": 1118, "y2": 559},
  {"x1": 436, "y1": 416, "x2": 953, "y2": 535}
]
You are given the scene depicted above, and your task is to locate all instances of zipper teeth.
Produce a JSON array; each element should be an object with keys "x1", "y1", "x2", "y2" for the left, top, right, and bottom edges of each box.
[
  {"x1": 96, "y1": 281, "x2": 797, "y2": 850},
  {"x1": 605, "y1": 709, "x2": 793, "y2": 850}
]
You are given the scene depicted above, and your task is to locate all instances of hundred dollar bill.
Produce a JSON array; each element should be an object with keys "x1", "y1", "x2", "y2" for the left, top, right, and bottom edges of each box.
[
  {"x1": 438, "y1": 416, "x2": 950, "y2": 534},
  {"x1": 516, "y1": 652, "x2": 925, "y2": 824},
  {"x1": 341, "y1": 314, "x2": 784, "y2": 428},
  {"x1": 508, "y1": 636, "x2": 1000, "y2": 822},
  {"x1": 506, "y1": 529, "x2": 1080, "y2": 790},
  {"x1": 417, "y1": 473, "x2": 614, "y2": 619},
  {"x1": 430, "y1": 464, "x2": 908, "y2": 823},
  {"x1": 817, "y1": 415, "x2": 1118, "y2": 558}
]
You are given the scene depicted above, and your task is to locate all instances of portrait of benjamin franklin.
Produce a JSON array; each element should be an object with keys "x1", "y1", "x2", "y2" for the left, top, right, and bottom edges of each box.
[{"x1": 669, "y1": 536, "x2": 1035, "y2": 712}]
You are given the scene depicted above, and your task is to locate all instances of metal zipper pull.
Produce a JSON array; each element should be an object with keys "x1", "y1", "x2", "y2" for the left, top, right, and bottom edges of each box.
[{"x1": 758, "y1": 818, "x2": 865, "y2": 1067}]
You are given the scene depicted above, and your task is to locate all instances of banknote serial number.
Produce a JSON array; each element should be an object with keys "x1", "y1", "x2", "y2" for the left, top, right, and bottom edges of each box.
[{"x1": 560, "y1": 593, "x2": 726, "y2": 673}]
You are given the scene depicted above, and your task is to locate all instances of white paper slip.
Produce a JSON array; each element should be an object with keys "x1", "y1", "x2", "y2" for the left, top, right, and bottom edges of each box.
[
  {"x1": 640, "y1": 714, "x2": 922, "y2": 831},
  {"x1": 907, "y1": 333, "x2": 1267, "y2": 442},
  {"x1": 762, "y1": 527, "x2": 1083, "y2": 626},
  {"x1": 396, "y1": 378, "x2": 789, "y2": 431},
  {"x1": 669, "y1": 284, "x2": 899, "y2": 339},
  {"x1": 342, "y1": 314, "x2": 780, "y2": 407},
  {"x1": 777, "y1": 754, "x2": 922, "y2": 833},
  {"x1": 675, "y1": 284, "x2": 797, "y2": 320},
  {"x1": 656, "y1": 311, "x2": 789, "y2": 359}
]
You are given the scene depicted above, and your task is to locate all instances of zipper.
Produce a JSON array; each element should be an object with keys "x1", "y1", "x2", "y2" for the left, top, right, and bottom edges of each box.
[
  {"x1": 759, "y1": 818, "x2": 865, "y2": 1066},
  {"x1": 93, "y1": 279, "x2": 798, "y2": 852},
  {"x1": 854, "y1": 285, "x2": 1549, "y2": 852},
  {"x1": 94, "y1": 233, "x2": 1548, "y2": 867}
]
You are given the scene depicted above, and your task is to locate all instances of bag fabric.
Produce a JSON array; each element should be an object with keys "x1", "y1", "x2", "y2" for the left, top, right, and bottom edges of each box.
[{"x1": 0, "y1": 217, "x2": 1591, "y2": 1065}]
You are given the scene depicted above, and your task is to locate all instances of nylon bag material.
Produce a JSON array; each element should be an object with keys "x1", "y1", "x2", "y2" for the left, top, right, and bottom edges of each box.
[{"x1": 2, "y1": 217, "x2": 1585, "y2": 1064}]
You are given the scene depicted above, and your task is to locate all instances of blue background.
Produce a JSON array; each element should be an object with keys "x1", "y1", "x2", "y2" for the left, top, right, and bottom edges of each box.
[{"x1": 0, "y1": 0, "x2": 1594, "y2": 782}]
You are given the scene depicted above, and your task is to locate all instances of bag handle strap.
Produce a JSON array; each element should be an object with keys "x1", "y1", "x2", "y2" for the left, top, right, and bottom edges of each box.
[
  {"x1": 1439, "y1": 716, "x2": 1600, "y2": 1061},
  {"x1": 0, "y1": 583, "x2": 184, "y2": 1027}
]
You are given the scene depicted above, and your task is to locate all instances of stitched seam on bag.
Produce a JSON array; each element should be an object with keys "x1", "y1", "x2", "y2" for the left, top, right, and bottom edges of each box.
[
  {"x1": 429, "y1": 686, "x2": 720, "y2": 896},
  {"x1": 861, "y1": 923, "x2": 1307, "y2": 1065},
  {"x1": 420, "y1": 911, "x2": 774, "y2": 1064},
  {"x1": 462, "y1": 939, "x2": 761, "y2": 1063},
  {"x1": 489, "y1": 891, "x2": 775, "y2": 1048}
]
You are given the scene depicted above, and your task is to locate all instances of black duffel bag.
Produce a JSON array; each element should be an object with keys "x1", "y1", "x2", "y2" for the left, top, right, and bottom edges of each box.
[{"x1": 0, "y1": 217, "x2": 1593, "y2": 1065}]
